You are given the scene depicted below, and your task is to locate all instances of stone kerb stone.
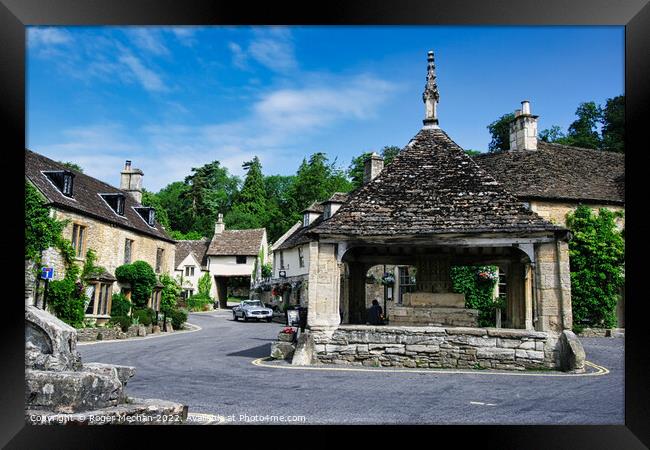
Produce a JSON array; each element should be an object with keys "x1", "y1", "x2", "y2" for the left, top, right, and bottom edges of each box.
[{"x1": 312, "y1": 325, "x2": 556, "y2": 371}]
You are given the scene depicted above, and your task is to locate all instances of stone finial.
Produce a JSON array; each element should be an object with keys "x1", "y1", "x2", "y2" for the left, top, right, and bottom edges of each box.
[
  {"x1": 214, "y1": 213, "x2": 225, "y2": 234},
  {"x1": 363, "y1": 152, "x2": 384, "y2": 184},
  {"x1": 120, "y1": 160, "x2": 144, "y2": 203},
  {"x1": 509, "y1": 100, "x2": 539, "y2": 151},
  {"x1": 422, "y1": 50, "x2": 440, "y2": 128}
]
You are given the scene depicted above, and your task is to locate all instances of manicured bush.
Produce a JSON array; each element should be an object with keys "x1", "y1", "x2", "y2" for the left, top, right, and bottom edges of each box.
[
  {"x1": 115, "y1": 261, "x2": 157, "y2": 308},
  {"x1": 132, "y1": 307, "x2": 157, "y2": 326},
  {"x1": 187, "y1": 293, "x2": 212, "y2": 311},
  {"x1": 110, "y1": 293, "x2": 131, "y2": 318},
  {"x1": 450, "y1": 265, "x2": 499, "y2": 327},
  {"x1": 170, "y1": 308, "x2": 188, "y2": 330},
  {"x1": 109, "y1": 314, "x2": 133, "y2": 332}
]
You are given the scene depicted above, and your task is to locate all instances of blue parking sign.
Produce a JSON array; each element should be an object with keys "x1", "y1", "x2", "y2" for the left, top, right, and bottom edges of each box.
[{"x1": 41, "y1": 267, "x2": 54, "y2": 280}]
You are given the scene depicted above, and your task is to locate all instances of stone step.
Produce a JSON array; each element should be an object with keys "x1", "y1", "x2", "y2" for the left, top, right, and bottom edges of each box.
[{"x1": 26, "y1": 369, "x2": 124, "y2": 413}]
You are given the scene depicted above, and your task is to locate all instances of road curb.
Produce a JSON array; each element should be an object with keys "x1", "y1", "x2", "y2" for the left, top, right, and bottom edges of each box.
[
  {"x1": 251, "y1": 357, "x2": 609, "y2": 377},
  {"x1": 77, "y1": 323, "x2": 202, "y2": 346}
]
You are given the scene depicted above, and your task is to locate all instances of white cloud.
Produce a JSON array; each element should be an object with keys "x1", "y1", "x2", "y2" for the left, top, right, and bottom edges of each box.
[
  {"x1": 228, "y1": 42, "x2": 247, "y2": 69},
  {"x1": 28, "y1": 27, "x2": 73, "y2": 47},
  {"x1": 118, "y1": 52, "x2": 168, "y2": 92},
  {"x1": 125, "y1": 28, "x2": 169, "y2": 56},
  {"x1": 248, "y1": 27, "x2": 297, "y2": 72},
  {"x1": 170, "y1": 27, "x2": 198, "y2": 47}
]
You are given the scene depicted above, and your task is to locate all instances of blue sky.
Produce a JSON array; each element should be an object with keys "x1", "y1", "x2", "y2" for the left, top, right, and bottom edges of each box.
[{"x1": 27, "y1": 26, "x2": 624, "y2": 192}]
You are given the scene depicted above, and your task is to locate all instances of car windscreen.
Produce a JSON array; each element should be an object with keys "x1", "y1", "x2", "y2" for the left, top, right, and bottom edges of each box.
[{"x1": 244, "y1": 301, "x2": 263, "y2": 307}]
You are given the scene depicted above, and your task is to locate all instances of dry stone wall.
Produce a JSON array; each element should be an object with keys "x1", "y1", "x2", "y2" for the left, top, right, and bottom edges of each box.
[{"x1": 312, "y1": 325, "x2": 560, "y2": 371}]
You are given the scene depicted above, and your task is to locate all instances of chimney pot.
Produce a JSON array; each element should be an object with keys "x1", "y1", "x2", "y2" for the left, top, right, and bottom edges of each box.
[
  {"x1": 120, "y1": 160, "x2": 143, "y2": 203},
  {"x1": 521, "y1": 100, "x2": 531, "y2": 115},
  {"x1": 363, "y1": 153, "x2": 384, "y2": 184}
]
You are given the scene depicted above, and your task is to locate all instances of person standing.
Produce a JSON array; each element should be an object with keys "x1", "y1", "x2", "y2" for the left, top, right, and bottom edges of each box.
[{"x1": 366, "y1": 299, "x2": 384, "y2": 325}]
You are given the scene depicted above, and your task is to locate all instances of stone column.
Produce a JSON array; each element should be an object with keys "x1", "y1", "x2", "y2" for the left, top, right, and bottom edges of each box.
[
  {"x1": 534, "y1": 241, "x2": 569, "y2": 332},
  {"x1": 524, "y1": 263, "x2": 534, "y2": 330},
  {"x1": 306, "y1": 243, "x2": 341, "y2": 329}
]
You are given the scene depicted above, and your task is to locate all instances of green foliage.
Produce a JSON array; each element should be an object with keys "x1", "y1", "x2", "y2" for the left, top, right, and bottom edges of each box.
[
  {"x1": 169, "y1": 308, "x2": 188, "y2": 330},
  {"x1": 566, "y1": 206, "x2": 625, "y2": 328},
  {"x1": 47, "y1": 278, "x2": 86, "y2": 328},
  {"x1": 157, "y1": 181, "x2": 194, "y2": 233},
  {"x1": 487, "y1": 113, "x2": 515, "y2": 153},
  {"x1": 132, "y1": 307, "x2": 157, "y2": 326},
  {"x1": 81, "y1": 248, "x2": 107, "y2": 279},
  {"x1": 197, "y1": 272, "x2": 212, "y2": 298},
  {"x1": 110, "y1": 293, "x2": 132, "y2": 318},
  {"x1": 141, "y1": 189, "x2": 171, "y2": 231},
  {"x1": 261, "y1": 263, "x2": 273, "y2": 279},
  {"x1": 348, "y1": 145, "x2": 402, "y2": 189},
  {"x1": 159, "y1": 273, "x2": 181, "y2": 316},
  {"x1": 450, "y1": 266, "x2": 499, "y2": 327},
  {"x1": 110, "y1": 314, "x2": 133, "y2": 332},
  {"x1": 566, "y1": 101, "x2": 602, "y2": 149},
  {"x1": 187, "y1": 293, "x2": 213, "y2": 311},
  {"x1": 58, "y1": 161, "x2": 83, "y2": 172},
  {"x1": 538, "y1": 125, "x2": 570, "y2": 144},
  {"x1": 25, "y1": 180, "x2": 67, "y2": 262},
  {"x1": 169, "y1": 230, "x2": 204, "y2": 240},
  {"x1": 601, "y1": 95, "x2": 624, "y2": 153},
  {"x1": 226, "y1": 156, "x2": 268, "y2": 229},
  {"x1": 115, "y1": 261, "x2": 157, "y2": 308},
  {"x1": 464, "y1": 149, "x2": 482, "y2": 157}
]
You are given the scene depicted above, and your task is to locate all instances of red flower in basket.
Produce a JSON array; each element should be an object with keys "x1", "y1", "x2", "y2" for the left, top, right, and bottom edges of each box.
[{"x1": 281, "y1": 327, "x2": 295, "y2": 334}]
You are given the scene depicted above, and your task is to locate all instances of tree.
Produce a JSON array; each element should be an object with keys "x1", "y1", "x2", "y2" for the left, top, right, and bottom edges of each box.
[
  {"x1": 157, "y1": 181, "x2": 193, "y2": 233},
  {"x1": 566, "y1": 206, "x2": 624, "y2": 329},
  {"x1": 141, "y1": 189, "x2": 170, "y2": 231},
  {"x1": 182, "y1": 161, "x2": 240, "y2": 237},
  {"x1": 601, "y1": 95, "x2": 624, "y2": 153},
  {"x1": 115, "y1": 261, "x2": 158, "y2": 308},
  {"x1": 565, "y1": 101, "x2": 602, "y2": 149},
  {"x1": 538, "y1": 125, "x2": 571, "y2": 144},
  {"x1": 347, "y1": 145, "x2": 402, "y2": 189},
  {"x1": 58, "y1": 161, "x2": 83, "y2": 172},
  {"x1": 226, "y1": 157, "x2": 268, "y2": 229},
  {"x1": 487, "y1": 113, "x2": 515, "y2": 153},
  {"x1": 264, "y1": 175, "x2": 296, "y2": 243},
  {"x1": 464, "y1": 149, "x2": 482, "y2": 157}
]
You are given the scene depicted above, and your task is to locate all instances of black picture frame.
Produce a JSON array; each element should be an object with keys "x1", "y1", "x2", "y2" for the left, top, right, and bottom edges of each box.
[{"x1": 2, "y1": 0, "x2": 648, "y2": 447}]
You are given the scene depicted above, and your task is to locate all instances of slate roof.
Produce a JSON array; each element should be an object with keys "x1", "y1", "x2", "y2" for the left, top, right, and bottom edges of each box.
[
  {"x1": 25, "y1": 149, "x2": 174, "y2": 242},
  {"x1": 275, "y1": 216, "x2": 324, "y2": 251},
  {"x1": 175, "y1": 239, "x2": 210, "y2": 270},
  {"x1": 325, "y1": 192, "x2": 349, "y2": 203},
  {"x1": 473, "y1": 141, "x2": 625, "y2": 205},
  {"x1": 311, "y1": 128, "x2": 563, "y2": 238},
  {"x1": 206, "y1": 229, "x2": 265, "y2": 256},
  {"x1": 302, "y1": 201, "x2": 324, "y2": 213}
]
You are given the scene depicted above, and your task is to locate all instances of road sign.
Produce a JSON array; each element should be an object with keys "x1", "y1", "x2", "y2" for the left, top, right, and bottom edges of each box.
[{"x1": 41, "y1": 267, "x2": 54, "y2": 280}]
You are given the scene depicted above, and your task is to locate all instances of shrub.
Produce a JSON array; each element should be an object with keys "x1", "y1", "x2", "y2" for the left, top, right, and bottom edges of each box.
[
  {"x1": 159, "y1": 273, "x2": 181, "y2": 316},
  {"x1": 115, "y1": 261, "x2": 157, "y2": 308},
  {"x1": 187, "y1": 293, "x2": 212, "y2": 312},
  {"x1": 110, "y1": 293, "x2": 131, "y2": 318},
  {"x1": 110, "y1": 314, "x2": 133, "y2": 332},
  {"x1": 25, "y1": 180, "x2": 67, "y2": 262},
  {"x1": 132, "y1": 307, "x2": 157, "y2": 326},
  {"x1": 47, "y1": 278, "x2": 86, "y2": 328},
  {"x1": 566, "y1": 206, "x2": 625, "y2": 328},
  {"x1": 170, "y1": 308, "x2": 188, "y2": 330},
  {"x1": 450, "y1": 265, "x2": 499, "y2": 327}
]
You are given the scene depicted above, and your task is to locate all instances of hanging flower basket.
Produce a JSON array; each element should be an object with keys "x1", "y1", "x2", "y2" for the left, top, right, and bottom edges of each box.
[
  {"x1": 476, "y1": 270, "x2": 498, "y2": 282},
  {"x1": 280, "y1": 327, "x2": 295, "y2": 334},
  {"x1": 366, "y1": 274, "x2": 377, "y2": 284},
  {"x1": 381, "y1": 273, "x2": 395, "y2": 286}
]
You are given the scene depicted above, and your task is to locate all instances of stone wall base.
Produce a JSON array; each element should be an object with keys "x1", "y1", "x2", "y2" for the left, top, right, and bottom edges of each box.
[{"x1": 311, "y1": 325, "x2": 565, "y2": 371}]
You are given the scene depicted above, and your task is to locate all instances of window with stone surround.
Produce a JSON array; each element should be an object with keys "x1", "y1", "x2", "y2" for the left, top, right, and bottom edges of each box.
[
  {"x1": 124, "y1": 239, "x2": 133, "y2": 264},
  {"x1": 156, "y1": 248, "x2": 164, "y2": 273},
  {"x1": 185, "y1": 266, "x2": 195, "y2": 277},
  {"x1": 236, "y1": 255, "x2": 247, "y2": 264},
  {"x1": 298, "y1": 246, "x2": 305, "y2": 268},
  {"x1": 71, "y1": 223, "x2": 86, "y2": 258},
  {"x1": 85, "y1": 282, "x2": 112, "y2": 316}
]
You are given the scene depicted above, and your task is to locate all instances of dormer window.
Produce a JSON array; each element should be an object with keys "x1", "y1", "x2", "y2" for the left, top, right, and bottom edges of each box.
[
  {"x1": 43, "y1": 170, "x2": 75, "y2": 197},
  {"x1": 100, "y1": 193, "x2": 126, "y2": 215},
  {"x1": 134, "y1": 206, "x2": 156, "y2": 227}
]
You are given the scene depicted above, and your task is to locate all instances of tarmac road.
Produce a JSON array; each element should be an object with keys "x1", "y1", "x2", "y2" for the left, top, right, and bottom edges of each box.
[{"x1": 78, "y1": 310, "x2": 624, "y2": 425}]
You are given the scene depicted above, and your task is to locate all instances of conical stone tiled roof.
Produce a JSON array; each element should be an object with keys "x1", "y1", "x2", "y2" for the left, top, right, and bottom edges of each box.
[{"x1": 311, "y1": 127, "x2": 564, "y2": 237}]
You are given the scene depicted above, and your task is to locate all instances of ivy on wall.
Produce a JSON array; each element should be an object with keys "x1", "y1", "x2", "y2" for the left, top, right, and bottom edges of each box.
[
  {"x1": 450, "y1": 266, "x2": 499, "y2": 327},
  {"x1": 566, "y1": 205, "x2": 624, "y2": 330}
]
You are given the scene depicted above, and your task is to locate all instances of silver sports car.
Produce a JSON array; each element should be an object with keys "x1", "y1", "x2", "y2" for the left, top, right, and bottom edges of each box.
[{"x1": 232, "y1": 300, "x2": 273, "y2": 322}]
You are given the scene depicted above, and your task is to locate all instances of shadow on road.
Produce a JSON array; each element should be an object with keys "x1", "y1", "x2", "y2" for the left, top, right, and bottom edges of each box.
[{"x1": 226, "y1": 343, "x2": 271, "y2": 358}]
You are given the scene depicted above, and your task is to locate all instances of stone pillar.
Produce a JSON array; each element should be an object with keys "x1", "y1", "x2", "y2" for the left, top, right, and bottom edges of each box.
[
  {"x1": 506, "y1": 262, "x2": 525, "y2": 329},
  {"x1": 534, "y1": 241, "x2": 571, "y2": 332},
  {"x1": 524, "y1": 263, "x2": 534, "y2": 330},
  {"x1": 306, "y1": 243, "x2": 341, "y2": 329}
]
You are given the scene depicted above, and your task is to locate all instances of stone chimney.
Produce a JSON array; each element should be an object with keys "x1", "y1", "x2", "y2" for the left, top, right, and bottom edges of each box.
[
  {"x1": 363, "y1": 152, "x2": 384, "y2": 184},
  {"x1": 509, "y1": 100, "x2": 539, "y2": 151},
  {"x1": 120, "y1": 160, "x2": 144, "y2": 203},
  {"x1": 214, "y1": 213, "x2": 225, "y2": 234},
  {"x1": 422, "y1": 50, "x2": 440, "y2": 128}
]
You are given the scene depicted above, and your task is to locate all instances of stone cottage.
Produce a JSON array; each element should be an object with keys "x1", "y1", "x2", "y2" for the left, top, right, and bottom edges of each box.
[
  {"x1": 473, "y1": 102, "x2": 625, "y2": 326},
  {"x1": 25, "y1": 150, "x2": 176, "y2": 324},
  {"x1": 286, "y1": 51, "x2": 584, "y2": 372},
  {"x1": 177, "y1": 214, "x2": 269, "y2": 308}
]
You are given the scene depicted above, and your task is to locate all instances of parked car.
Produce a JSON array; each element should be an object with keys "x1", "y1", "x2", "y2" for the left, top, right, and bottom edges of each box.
[{"x1": 233, "y1": 300, "x2": 273, "y2": 322}]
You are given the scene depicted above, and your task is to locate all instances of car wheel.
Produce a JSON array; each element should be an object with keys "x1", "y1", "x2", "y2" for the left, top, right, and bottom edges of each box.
[
  {"x1": 266, "y1": 317, "x2": 272, "y2": 322},
  {"x1": 233, "y1": 312, "x2": 238, "y2": 321},
  {"x1": 243, "y1": 314, "x2": 248, "y2": 322}
]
